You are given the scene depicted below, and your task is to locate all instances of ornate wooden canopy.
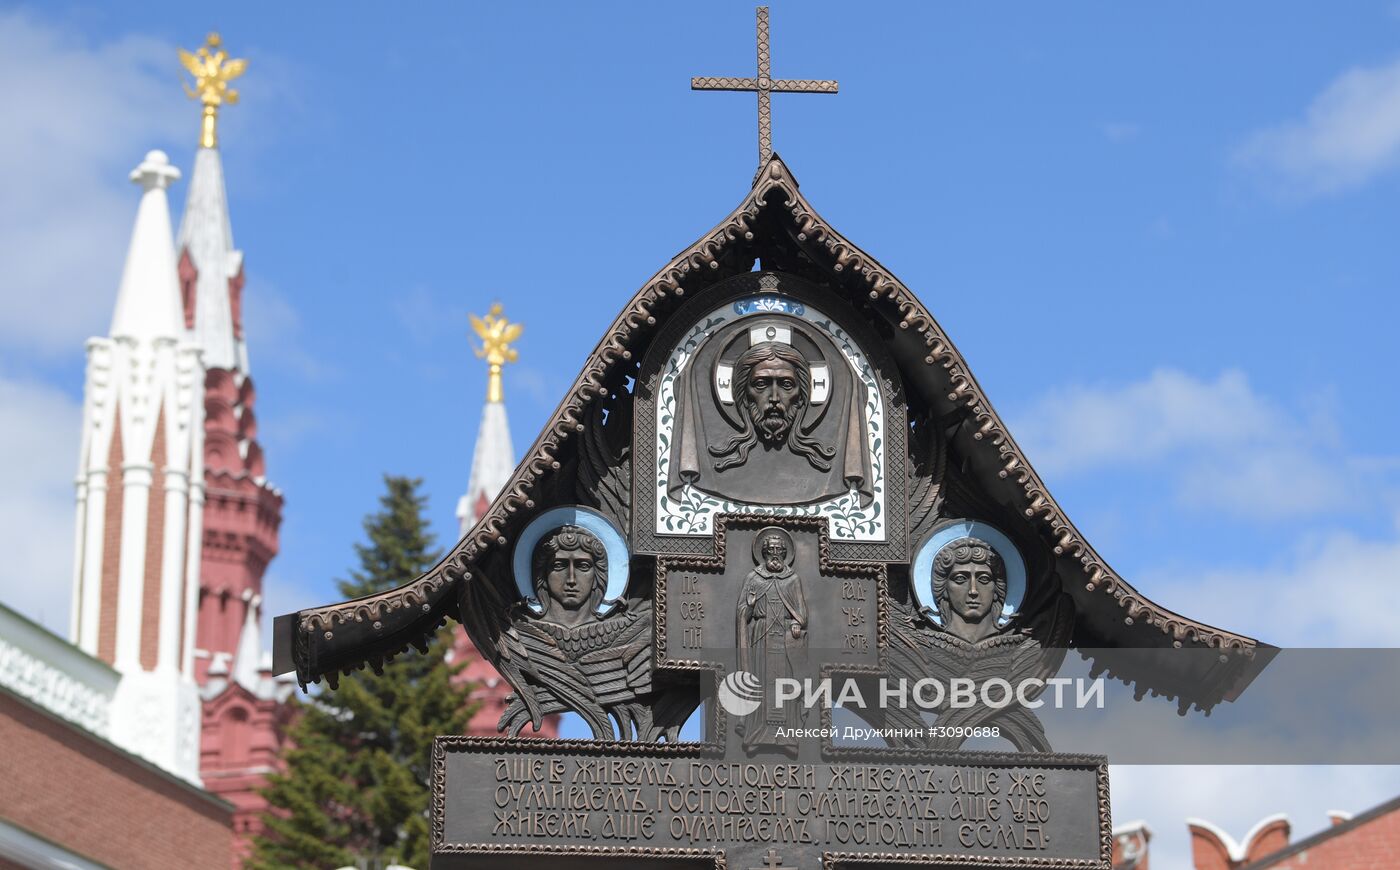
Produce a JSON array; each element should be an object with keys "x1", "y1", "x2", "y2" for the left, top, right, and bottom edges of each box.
[{"x1": 273, "y1": 154, "x2": 1268, "y2": 717}]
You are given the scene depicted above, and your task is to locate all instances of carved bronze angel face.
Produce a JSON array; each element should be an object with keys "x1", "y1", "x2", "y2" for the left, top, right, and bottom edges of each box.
[
  {"x1": 946, "y1": 559, "x2": 995, "y2": 621},
  {"x1": 932, "y1": 537, "x2": 1007, "y2": 640},
  {"x1": 531, "y1": 525, "x2": 608, "y2": 627},
  {"x1": 547, "y1": 548, "x2": 596, "y2": 609}
]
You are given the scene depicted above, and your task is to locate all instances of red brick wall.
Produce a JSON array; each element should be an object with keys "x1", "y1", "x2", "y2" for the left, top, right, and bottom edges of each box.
[
  {"x1": 98, "y1": 415, "x2": 123, "y2": 665},
  {"x1": 195, "y1": 368, "x2": 288, "y2": 864},
  {"x1": 0, "y1": 691, "x2": 232, "y2": 869},
  {"x1": 141, "y1": 405, "x2": 167, "y2": 670},
  {"x1": 1264, "y1": 806, "x2": 1400, "y2": 869},
  {"x1": 1190, "y1": 818, "x2": 1291, "y2": 870}
]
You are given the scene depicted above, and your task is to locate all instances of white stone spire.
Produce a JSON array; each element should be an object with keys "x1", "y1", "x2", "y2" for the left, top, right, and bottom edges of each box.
[
  {"x1": 457, "y1": 400, "x2": 516, "y2": 536},
  {"x1": 71, "y1": 149, "x2": 206, "y2": 783},
  {"x1": 457, "y1": 304, "x2": 523, "y2": 536},
  {"x1": 231, "y1": 591, "x2": 262, "y2": 693},
  {"x1": 177, "y1": 146, "x2": 247, "y2": 373},
  {"x1": 110, "y1": 151, "x2": 182, "y2": 341}
]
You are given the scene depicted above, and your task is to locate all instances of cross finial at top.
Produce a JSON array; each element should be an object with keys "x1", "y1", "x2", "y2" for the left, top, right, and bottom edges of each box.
[{"x1": 692, "y1": 7, "x2": 838, "y2": 168}]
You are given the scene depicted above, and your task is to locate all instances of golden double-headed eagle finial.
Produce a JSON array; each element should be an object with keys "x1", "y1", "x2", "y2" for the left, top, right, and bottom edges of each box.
[
  {"x1": 470, "y1": 303, "x2": 523, "y2": 404},
  {"x1": 179, "y1": 32, "x2": 247, "y2": 149}
]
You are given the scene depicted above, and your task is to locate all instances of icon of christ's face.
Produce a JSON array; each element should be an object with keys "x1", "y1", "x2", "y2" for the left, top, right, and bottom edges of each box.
[
  {"x1": 709, "y1": 338, "x2": 836, "y2": 477},
  {"x1": 746, "y1": 357, "x2": 802, "y2": 444}
]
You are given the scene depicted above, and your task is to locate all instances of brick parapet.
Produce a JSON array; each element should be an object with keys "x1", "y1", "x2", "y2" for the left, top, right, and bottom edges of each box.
[{"x1": 0, "y1": 688, "x2": 232, "y2": 869}]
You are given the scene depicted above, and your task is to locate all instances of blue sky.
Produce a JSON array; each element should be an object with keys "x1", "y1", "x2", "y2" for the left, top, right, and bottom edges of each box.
[{"x1": 2, "y1": 2, "x2": 1399, "y2": 865}]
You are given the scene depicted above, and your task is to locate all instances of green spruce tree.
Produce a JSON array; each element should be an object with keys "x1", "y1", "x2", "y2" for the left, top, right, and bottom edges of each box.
[{"x1": 250, "y1": 475, "x2": 474, "y2": 870}]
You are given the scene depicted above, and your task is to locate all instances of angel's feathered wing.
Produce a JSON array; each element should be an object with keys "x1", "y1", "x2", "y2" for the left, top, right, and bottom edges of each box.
[
  {"x1": 496, "y1": 601, "x2": 660, "y2": 740},
  {"x1": 883, "y1": 592, "x2": 1075, "y2": 753}
]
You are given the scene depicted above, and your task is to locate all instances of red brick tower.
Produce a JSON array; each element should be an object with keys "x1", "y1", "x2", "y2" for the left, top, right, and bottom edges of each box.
[{"x1": 175, "y1": 33, "x2": 292, "y2": 864}]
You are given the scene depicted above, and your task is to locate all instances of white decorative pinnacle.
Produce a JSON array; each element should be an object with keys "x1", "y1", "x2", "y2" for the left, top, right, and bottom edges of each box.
[
  {"x1": 130, "y1": 149, "x2": 181, "y2": 191},
  {"x1": 231, "y1": 591, "x2": 263, "y2": 693},
  {"x1": 457, "y1": 400, "x2": 516, "y2": 537},
  {"x1": 110, "y1": 151, "x2": 183, "y2": 342}
]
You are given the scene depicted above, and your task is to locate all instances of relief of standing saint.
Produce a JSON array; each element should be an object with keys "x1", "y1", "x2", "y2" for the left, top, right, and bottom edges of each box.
[{"x1": 736, "y1": 527, "x2": 809, "y2": 753}]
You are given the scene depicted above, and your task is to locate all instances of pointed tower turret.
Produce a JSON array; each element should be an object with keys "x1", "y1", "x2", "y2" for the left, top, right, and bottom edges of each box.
[
  {"x1": 457, "y1": 402, "x2": 515, "y2": 536},
  {"x1": 110, "y1": 152, "x2": 184, "y2": 341},
  {"x1": 173, "y1": 32, "x2": 280, "y2": 689},
  {"x1": 456, "y1": 303, "x2": 521, "y2": 536},
  {"x1": 70, "y1": 148, "x2": 206, "y2": 782},
  {"x1": 450, "y1": 305, "x2": 557, "y2": 736},
  {"x1": 176, "y1": 32, "x2": 248, "y2": 374},
  {"x1": 177, "y1": 145, "x2": 247, "y2": 372},
  {"x1": 230, "y1": 590, "x2": 263, "y2": 693},
  {"x1": 174, "y1": 34, "x2": 290, "y2": 863}
]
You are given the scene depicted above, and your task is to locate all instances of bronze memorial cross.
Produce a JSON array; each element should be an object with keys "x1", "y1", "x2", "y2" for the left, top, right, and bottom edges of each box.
[
  {"x1": 692, "y1": 6, "x2": 839, "y2": 166},
  {"x1": 276, "y1": 9, "x2": 1269, "y2": 868},
  {"x1": 391, "y1": 17, "x2": 1118, "y2": 862}
]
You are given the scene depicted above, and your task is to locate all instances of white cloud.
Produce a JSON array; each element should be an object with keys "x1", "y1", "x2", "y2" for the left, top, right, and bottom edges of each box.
[
  {"x1": 0, "y1": 374, "x2": 82, "y2": 635},
  {"x1": 1237, "y1": 55, "x2": 1400, "y2": 195},
  {"x1": 1112, "y1": 765, "x2": 1399, "y2": 870},
  {"x1": 1016, "y1": 369, "x2": 1279, "y2": 472},
  {"x1": 1013, "y1": 368, "x2": 1393, "y2": 521},
  {"x1": 0, "y1": 11, "x2": 188, "y2": 354},
  {"x1": 1142, "y1": 518, "x2": 1400, "y2": 647},
  {"x1": 1007, "y1": 363, "x2": 1399, "y2": 858},
  {"x1": 511, "y1": 364, "x2": 570, "y2": 412}
]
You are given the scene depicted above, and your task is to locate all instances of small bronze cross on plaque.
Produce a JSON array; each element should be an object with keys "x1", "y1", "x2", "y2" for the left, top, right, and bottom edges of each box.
[
  {"x1": 750, "y1": 848, "x2": 785, "y2": 869},
  {"x1": 692, "y1": 6, "x2": 838, "y2": 167}
]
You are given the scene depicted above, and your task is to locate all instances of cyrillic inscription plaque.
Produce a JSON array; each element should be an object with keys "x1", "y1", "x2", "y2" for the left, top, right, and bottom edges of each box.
[{"x1": 434, "y1": 738, "x2": 1108, "y2": 869}]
